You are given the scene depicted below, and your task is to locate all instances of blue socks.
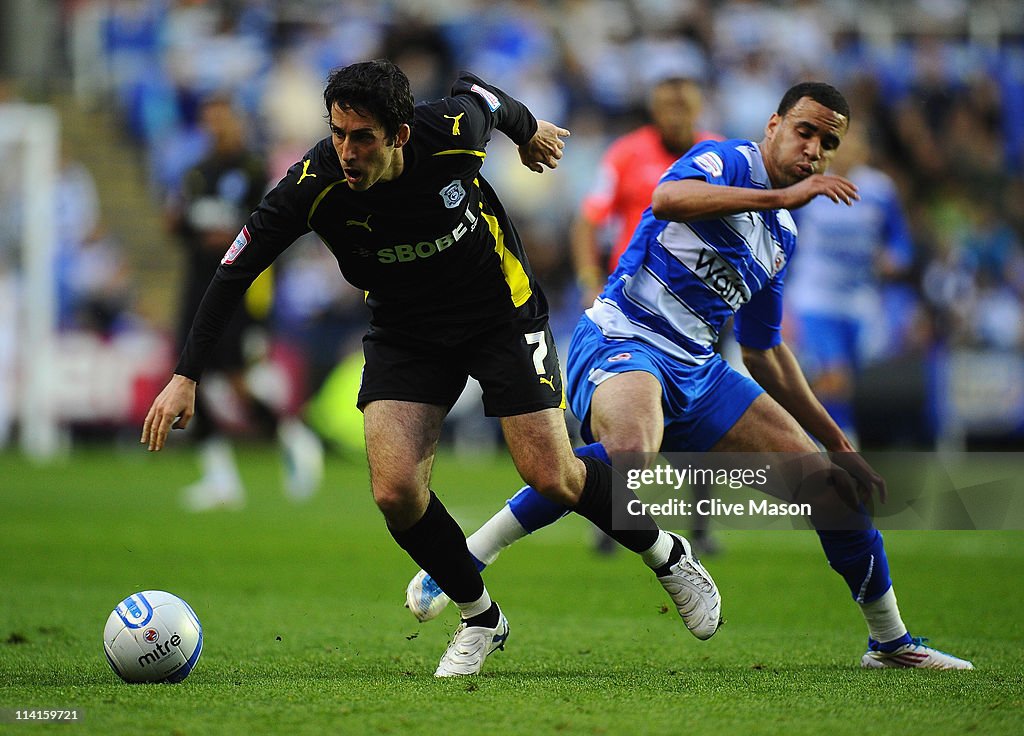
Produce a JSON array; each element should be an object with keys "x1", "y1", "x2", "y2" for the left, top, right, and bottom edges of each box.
[
  {"x1": 869, "y1": 632, "x2": 913, "y2": 652},
  {"x1": 507, "y1": 445, "x2": 895, "y2": 605},
  {"x1": 506, "y1": 442, "x2": 610, "y2": 532},
  {"x1": 817, "y1": 527, "x2": 892, "y2": 604}
]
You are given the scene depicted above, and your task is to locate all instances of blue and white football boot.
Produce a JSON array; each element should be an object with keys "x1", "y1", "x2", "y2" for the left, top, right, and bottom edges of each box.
[
  {"x1": 861, "y1": 636, "x2": 974, "y2": 669},
  {"x1": 406, "y1": 569, "x2": 451, "y2": 622}
]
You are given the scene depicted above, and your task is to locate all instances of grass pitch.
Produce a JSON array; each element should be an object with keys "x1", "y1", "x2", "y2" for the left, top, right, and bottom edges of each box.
[{"x1": 1, "y1": 444, "x2": 1022, "y2": 735}]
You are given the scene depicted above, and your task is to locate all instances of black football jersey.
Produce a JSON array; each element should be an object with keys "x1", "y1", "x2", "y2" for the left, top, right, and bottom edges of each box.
[{"x1": 176, "y1": 73, "x2": 546, "y2": 380}]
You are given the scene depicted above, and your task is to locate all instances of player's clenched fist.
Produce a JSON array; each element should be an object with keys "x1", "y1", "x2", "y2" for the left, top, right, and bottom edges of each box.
[
  {"x1": 141, "y1": 374, "x2": 197, "y2": 452},
  {"x1": 519, "y1": 119, "x2": 570, "y2": 172}
]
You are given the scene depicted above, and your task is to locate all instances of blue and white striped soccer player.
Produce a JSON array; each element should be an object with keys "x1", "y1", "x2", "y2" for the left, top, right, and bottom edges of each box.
[{"x1": 407, "y1": 82, "x2": 972, "y2": 670}]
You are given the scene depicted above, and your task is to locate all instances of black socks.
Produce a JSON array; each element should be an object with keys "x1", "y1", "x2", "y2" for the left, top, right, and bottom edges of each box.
[
  {"x1": 464, "y1": 601, "x2": 500, "y2": 629},
  {"x1": 653, "y1": 535, "x2": 684, "y2": 577},
  {"x1": 388, "y1": 491, "x2": 484, "y2": 605},
  {"x1": 572, "y1": 455, "x2": 661, "y2": 554}
]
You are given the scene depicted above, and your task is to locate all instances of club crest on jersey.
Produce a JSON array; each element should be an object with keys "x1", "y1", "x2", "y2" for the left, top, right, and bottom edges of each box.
[
  {"x1": 773, "y1": 247, "x2": 788, "y2": 275},
  {"x1": 222, "y1": 225, "x2": 250, "y2": 265},
  {"x1": 470, "y1": 84, "x2": 501, "y2": 112},
  {"x1": 693, "y1": 152, "x2": 724, "y2": 177},
  {"x1": 439, "y1": 180, "x2": 466, "y2": 209}
]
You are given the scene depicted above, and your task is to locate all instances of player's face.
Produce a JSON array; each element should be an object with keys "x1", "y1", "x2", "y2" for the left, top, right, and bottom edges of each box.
[
  {"x1": 329, "y1": 103, "x2": 410, "y2": 191},
  {"x1": 762, "y1": 97, "x2": 848, "y2": 187},
  {"x1": 650, "y1": 81, "x2": 702, "y2": 154}
]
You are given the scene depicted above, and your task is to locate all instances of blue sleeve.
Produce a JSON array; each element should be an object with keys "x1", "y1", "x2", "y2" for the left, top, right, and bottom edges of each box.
[
  {"x1": 661, "y1": 140, "x2": 749, "y2": 188},
  {"x1": 734, "y1": 275, "x2": 785, "y2": 350}
]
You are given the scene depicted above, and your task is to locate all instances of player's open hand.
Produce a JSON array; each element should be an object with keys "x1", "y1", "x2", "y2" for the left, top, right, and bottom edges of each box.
[
  {"x1": 141, "y1": 374, "x2": 197, "y2": 452},
  {"x1": 519, "y1": 120, "x2": 570, "y2": 173},
  {"x1": 781, "y1": 174, "x2": 859, "y2": 209},
  {"x1": 829, "y1": 450, "x2": 887, "y2": 504}
]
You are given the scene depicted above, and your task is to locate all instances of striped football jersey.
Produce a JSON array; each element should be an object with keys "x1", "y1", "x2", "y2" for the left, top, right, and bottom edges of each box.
[{"x1": 586, "y1": 138, "x2": 797, "y2": 364}]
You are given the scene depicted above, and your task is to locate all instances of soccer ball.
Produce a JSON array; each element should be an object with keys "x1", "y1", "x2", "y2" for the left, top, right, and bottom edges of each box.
[{"x1": 103, "y1": 590, "x2": 203, "y2": 683}]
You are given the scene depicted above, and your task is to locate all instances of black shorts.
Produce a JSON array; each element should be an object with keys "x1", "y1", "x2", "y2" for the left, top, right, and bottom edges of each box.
[{"x1": 358, "y1": 315, "x2": 565, "y2": 417}]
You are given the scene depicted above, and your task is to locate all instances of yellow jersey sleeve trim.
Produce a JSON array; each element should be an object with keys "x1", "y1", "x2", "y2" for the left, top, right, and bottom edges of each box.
[
  {"x1": 479, "y1": 206, "x2": 532, "y2": 308},
  {"x1": 432, "y1": 149, "x2": 486, "y2": 159},
  {"x1": 307, "y1": 181, "x2": 344, "y2": 228}
]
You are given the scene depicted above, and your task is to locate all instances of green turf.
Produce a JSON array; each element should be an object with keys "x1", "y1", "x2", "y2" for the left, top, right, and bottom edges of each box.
[{"x1": 1, "y1": 445, "x2": 1022, "y2": 735}]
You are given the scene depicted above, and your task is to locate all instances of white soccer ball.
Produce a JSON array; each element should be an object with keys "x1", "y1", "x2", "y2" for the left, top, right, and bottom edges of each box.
[{"x1": 103, "y1": 590, "x2": 203, "y2": 683}]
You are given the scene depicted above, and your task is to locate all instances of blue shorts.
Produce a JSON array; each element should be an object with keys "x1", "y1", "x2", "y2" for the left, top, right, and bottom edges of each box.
[{"x1": 565, "y1": 316, "x2": 764, "y2": 452}]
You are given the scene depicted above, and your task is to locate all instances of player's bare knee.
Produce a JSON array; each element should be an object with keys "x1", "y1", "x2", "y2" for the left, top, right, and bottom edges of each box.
[
  {"x1": 371, "y1": 481, "x2": 425, "y2": 521},
  {"x1": 521, "y1": 464, "x2": 582, "y2": 506}
]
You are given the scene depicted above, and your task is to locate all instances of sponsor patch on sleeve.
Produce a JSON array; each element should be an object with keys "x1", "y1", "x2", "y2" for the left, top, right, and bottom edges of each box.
[
  {"x1": 221, "y1": 225, "x2": 250, "y2": 265},
  {"x1": 693, "y1": 151, "x2": 724, "y2": 177},
  {"x1": 469, "y1": 83, "x2": 501, "y2": 112}
]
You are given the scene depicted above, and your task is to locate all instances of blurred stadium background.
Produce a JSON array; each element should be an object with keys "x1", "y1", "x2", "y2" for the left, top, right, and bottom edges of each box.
[{"x1": 1, "y1": 0, "x2": 1024, "y2": 460}]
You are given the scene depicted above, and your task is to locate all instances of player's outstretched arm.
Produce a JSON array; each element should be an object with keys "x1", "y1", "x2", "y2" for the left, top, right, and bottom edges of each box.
[
  {"x1": 141, "y1": 374, "x2": 197, "y2": 452},
  {"x1": 653, "y1": 174, "x2": 858, "y2": 222},
  {"x1": 740, "y1": 342, "x2": 886, "y2": 502},
  {"x1": 741, "y1": 341, "x2": 849, "y2": 450},
  {"x1": 653, "y1": 179, "x2": 785, "y2": 221},
  {"x1": 518, "y1": 119, "x2": 570, "y2": 172}
]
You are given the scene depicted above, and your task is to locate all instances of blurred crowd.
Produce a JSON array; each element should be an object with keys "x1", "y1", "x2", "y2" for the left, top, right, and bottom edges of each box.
[{"x1": 3, "y1": 0, "x2": 1024, "y2": 445}]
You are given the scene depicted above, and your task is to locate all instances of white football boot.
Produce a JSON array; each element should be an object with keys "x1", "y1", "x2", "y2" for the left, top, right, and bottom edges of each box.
[
  {"x1": 656, "y1": 532, "x2": 722, "y2": 640},
  {"x1": 434, "y1": 606, "x2": 509, "y2": 677},
  {"x1": 406, "y1": 569, "x2": 451, "y2": 623},
  {"x1": 861, "y1": 637, "x2": 974, "y2": 670}
]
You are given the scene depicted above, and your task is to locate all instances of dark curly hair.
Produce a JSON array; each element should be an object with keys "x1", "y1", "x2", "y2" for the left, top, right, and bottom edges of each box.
[
  {"x1": 323, "y1": 59, "x2": 415, "y2": 140},
  {"x1": 777, "y1": 81, "x2": 850, "y2": 121}
]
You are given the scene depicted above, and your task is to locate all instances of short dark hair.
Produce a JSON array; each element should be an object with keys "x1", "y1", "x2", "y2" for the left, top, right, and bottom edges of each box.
[
  {"x1": 323, "y1": 59, "x2": 414, "y2": 139},
  {"x1": 777, "y1": 82, "x2": 850, "y2": 121}
]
